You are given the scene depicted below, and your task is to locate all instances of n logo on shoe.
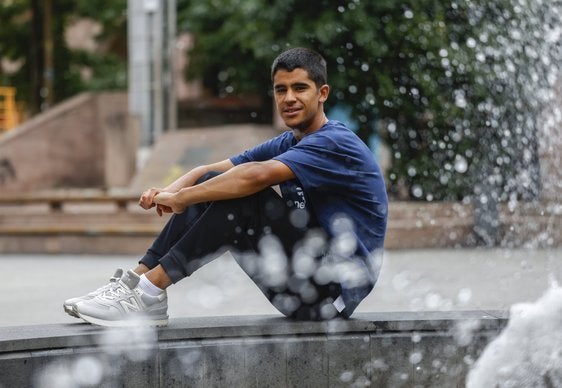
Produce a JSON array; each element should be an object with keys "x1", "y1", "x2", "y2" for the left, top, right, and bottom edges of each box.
[{"x1": 120, "y1": 297, "x2": 140, "y2": 312}]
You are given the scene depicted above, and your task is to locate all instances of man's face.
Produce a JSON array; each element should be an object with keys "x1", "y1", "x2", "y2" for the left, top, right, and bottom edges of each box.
[{"x1": 273, "y1": 68, "x2": 329, "y2": 136}]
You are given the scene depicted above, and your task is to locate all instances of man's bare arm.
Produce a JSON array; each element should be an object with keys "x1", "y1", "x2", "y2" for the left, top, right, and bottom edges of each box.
[
  {"x1": 153, "y1": 160, "x2": 295, "y2": 214},
  {"x1": 163, "y1": 159, "x2": 235, "y2": 193},
  {"x1": 139, "y1": 159, "x2": 235, "y2": 213}
]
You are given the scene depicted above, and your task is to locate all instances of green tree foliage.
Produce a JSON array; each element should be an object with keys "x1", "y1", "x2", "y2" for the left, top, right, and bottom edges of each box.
[
  {"x1": 0, "y1": 0, "x2": 127, "y2": 113},
  {"x1": 66, "y1": 0, "x2": 128, "y2": 91},
  {"x1": 0, "y1": 0, "x2": 36, "y2": 106},
  {"x1": 178, "y1": 0, "x2": 560, "y2": 201}
]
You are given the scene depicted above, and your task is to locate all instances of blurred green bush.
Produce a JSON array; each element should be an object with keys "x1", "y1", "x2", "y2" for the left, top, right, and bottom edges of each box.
[
  {"x1": 2, "y1": 0, "x2": 558, "y2": 201},
  {"x1": 179, "y1": 0, "x2": 559, "y2": 201}
]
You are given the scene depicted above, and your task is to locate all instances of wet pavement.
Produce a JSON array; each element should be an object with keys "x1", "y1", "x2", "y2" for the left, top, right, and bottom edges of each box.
[{"x1": 1, "y1": 248, "x2": 560, "y2": 327}]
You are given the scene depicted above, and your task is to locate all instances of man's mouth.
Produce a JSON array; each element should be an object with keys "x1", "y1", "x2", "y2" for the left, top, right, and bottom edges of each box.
[{"x1": 283, "y1": 107, "x2": 301, "y2": 117}]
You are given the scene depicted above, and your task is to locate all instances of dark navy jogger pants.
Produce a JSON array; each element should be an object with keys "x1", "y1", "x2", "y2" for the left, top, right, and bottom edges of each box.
[{"x1": 139, "y1": 172, "x2": 342, "y2": 320}]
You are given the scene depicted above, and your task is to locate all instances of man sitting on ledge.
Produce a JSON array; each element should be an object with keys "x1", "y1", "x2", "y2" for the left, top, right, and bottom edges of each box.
[{"x1": 63, "y1": 47, "x2": 388, "y2": 326}]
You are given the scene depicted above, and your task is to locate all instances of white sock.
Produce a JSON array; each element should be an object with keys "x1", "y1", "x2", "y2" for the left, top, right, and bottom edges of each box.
[{"x1": 138, "y1": 274, "x2": 164, "y2": 296}]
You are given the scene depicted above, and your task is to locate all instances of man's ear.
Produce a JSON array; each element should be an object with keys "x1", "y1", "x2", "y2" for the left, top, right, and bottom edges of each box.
[{"x1": 319, "y1": 84, "x2": 330, "y2": 102}]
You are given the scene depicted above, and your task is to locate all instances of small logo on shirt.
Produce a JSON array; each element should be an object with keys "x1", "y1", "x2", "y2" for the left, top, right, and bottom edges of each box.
[{"x1": 293, "y1": 186, "x2": 306, "y2": 209}]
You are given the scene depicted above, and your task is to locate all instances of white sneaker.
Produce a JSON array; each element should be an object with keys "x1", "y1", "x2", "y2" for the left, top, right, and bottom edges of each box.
[
  {"x1": 63, "y1": 268, "x2": 123, "y2": 318},
  {"x1": 75, "y1": 270, "x2": 168, "y2": 327}
]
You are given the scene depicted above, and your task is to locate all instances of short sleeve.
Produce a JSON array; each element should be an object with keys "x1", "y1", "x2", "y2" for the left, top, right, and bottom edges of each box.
[{"x1": 230, "y1": 131, "x2": 295, "y2": 165}]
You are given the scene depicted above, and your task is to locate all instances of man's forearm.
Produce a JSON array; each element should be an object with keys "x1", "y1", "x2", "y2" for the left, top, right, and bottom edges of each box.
[
  {"x1": 163, "y1": 159, "x2": 234, "y2": 193},
  {"x1": 173, "y1": 162, "x2": 271, "y2": 207},
  {"x1": 153, "y1": 159, "x2": 294, "y2": 214}
]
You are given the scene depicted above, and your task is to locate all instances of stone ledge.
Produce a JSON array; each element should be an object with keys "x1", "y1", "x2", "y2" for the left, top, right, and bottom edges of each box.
[
  {"x1": 0, "y1": 311, "x2": 508, "y2": 387},
  {"x1": 0, "y1": 311, "x2": 507, "y2": 354}
]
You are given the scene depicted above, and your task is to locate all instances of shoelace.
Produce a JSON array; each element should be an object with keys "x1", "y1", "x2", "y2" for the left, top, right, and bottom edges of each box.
[
  {"x1": 90, "y1": 278, "x2": 118, "y2": 296},
  {"x1": 99, "y1": 283, "x2": 130, "y2": 300}
]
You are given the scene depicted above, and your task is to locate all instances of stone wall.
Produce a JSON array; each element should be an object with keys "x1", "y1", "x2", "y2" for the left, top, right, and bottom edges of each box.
[
  {"x1": 0, "y1": 311, "x2": 507, "y2": 387},
  {"x1": 0, "y1": 92, "x2": 138, "y2": 194}
]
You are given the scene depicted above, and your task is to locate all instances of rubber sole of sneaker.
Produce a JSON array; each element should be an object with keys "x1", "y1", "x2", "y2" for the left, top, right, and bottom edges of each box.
[
  {"x1": 63, "y1": 304, "x2": 80, "y2": 318},
  {"x1": 78, "y1": 312, "x2": 169, "y2": 327}
]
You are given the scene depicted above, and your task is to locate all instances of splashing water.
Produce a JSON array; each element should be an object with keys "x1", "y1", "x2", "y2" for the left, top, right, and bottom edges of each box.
[
  {"x1": 465, "y1": 0, "x2": 562, "y2": 383},
  {"x1": 34, "y1": 324, "x2": 159, "y2": 386},
  {"x1": 466, "y1": 284, "x2": 562, "y2": 387}
]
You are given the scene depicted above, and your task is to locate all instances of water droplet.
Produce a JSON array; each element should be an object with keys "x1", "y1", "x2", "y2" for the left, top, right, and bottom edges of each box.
[
  {"x1": 72, "y1": 356, "x2": 104, "y2": 386},
  {"x1": 340, "y1": 371, "x2": 354, "y2": 382},
  {"x1": 454, "y1": 155, "x2": 468, "y2": 173},
  {"x1": 409, "y1": 351, "x2": 423, "y2": 364},
  {"x1": 457, "y1": 288, "x2": 472, "y2": 304},
  {"x1": 425, "y1": 292, "x2": 443, "y2": 309}
]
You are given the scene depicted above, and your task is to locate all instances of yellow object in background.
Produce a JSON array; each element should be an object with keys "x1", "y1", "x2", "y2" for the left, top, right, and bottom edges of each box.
[{"x1": 0, "y1": 87, "x2": 20, "y2": 132}]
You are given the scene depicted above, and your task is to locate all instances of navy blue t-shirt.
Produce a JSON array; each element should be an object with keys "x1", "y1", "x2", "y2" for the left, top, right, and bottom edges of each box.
[{"x1": 230, "y1": 120, "x2": 388, "y2": 315}]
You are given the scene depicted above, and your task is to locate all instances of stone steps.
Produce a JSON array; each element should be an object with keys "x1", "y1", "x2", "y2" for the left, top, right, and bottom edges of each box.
[{"x1": 1, "y1": 199, "x2": 559, "y2": 253}]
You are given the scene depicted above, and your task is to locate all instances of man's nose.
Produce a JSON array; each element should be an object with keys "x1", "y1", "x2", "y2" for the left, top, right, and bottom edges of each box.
[{"x1": 285, "y1": 88, "x2": 296, "y2": 102}]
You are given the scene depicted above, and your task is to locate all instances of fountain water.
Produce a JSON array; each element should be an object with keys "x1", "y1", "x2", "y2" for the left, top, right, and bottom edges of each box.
[{"x1": 463, "y1": 0, "x2": 562, "y2": 385}]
